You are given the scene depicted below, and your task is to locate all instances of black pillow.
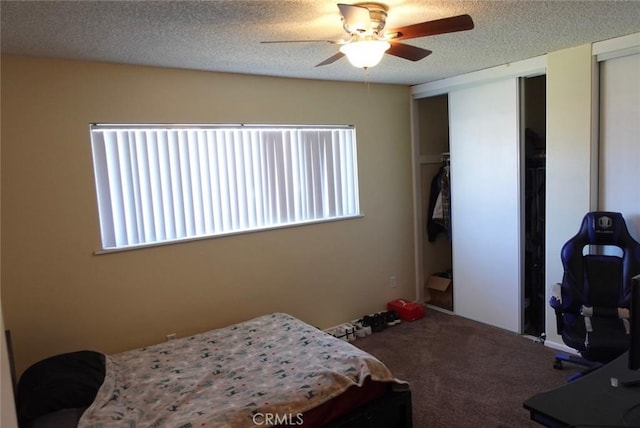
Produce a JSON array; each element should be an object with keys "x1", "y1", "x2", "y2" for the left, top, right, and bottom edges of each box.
[{"x1": 16, "y1": 350, "x2": 106, "y2": 423}]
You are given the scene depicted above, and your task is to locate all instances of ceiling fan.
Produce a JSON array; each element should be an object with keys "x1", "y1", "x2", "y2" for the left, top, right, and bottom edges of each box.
[{"x1": 261, "y1": 2, "x2": 474, "y2": 69}]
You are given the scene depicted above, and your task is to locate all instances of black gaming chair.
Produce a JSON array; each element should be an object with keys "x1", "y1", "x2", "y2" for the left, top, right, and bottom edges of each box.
[{"x1": 550, "y1": 211, "x2": 640, "y2": 379}]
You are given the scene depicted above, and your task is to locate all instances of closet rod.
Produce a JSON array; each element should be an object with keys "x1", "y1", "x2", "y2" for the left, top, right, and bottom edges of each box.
[{"x1": 420, "y1": 152, "x2": 450, "y2": 165}]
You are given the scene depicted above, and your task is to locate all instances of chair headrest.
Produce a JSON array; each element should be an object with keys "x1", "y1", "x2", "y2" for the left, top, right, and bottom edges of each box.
[{"x1": 579, "y1": 211, "x2": 632, "y2": 246}]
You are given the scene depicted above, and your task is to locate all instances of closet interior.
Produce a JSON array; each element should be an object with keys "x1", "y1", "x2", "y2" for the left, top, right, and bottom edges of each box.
[
  {"x1": 523, "y1": 75, "x2": 546, "y2": 338},
  {"x1": 418, "y1": 94, "x2": 453, "y2": 311}
]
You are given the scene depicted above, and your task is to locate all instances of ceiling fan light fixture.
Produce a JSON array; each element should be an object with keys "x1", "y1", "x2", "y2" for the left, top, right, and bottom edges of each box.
[{"x1": 339, "y1": 39, "x2": 390, "y2": 68}]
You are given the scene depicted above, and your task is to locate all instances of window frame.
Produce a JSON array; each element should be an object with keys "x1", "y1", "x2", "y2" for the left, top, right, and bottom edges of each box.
[{"x1": 90, "y1": 123, "x2": 362, "y2": 254}]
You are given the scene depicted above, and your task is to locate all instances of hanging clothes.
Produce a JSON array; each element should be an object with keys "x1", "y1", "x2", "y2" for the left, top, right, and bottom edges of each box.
[{"x1": 427, "y1": 162, "x2": 451, "y2": 242}]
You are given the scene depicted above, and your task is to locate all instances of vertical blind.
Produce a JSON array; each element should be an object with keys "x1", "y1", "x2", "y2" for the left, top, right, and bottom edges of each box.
[{"x1": 90, "y1": 125, "x2": 360, "y2": 251}]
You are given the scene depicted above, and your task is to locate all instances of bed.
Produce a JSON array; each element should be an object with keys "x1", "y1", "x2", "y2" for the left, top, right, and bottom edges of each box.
[{"x1": 15, "y1": 313, "x2": 412, "y2": 428}]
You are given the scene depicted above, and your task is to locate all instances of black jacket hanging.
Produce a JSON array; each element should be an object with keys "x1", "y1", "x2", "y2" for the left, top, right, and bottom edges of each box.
[{"x1": 427, "y1": 167, "x2": 445, "y2": 242}]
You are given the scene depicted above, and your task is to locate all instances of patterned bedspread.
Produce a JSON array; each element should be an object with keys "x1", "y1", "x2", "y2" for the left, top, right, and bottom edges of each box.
[{"x1": 78, "y1": 313, "x2": 406, "y2": 428}]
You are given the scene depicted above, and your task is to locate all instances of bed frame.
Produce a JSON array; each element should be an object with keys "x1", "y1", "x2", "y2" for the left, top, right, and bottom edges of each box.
[{"x1": 325, "y1": 389, "x2": 413, "y2": 428}]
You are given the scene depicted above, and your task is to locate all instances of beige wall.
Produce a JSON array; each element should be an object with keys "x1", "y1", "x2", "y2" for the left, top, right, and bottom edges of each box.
[
  {"x1": 1, "y1": 304, "x2": 18, "y2": 428},
  {"x1": 0, "y1": 56, "x2": 415, "y2": 375},
  {"x1": 1, "y1": 98, "x2": 19, "y2": 426}
]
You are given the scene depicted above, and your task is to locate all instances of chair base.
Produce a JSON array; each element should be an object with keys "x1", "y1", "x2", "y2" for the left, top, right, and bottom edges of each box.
[{"x1": 553, "y1": 353, "x2": 603, "y2": 382}]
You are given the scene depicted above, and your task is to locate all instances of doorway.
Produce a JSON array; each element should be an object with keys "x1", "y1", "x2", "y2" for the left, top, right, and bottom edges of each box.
[{"x1": 417, "y1": 94, "x2": 453, "y2": 311}]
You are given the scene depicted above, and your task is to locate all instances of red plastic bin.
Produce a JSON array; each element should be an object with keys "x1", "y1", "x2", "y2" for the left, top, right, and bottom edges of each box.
[{"x1": 387, "y1": 299, "x2": 425, "y2": 321}]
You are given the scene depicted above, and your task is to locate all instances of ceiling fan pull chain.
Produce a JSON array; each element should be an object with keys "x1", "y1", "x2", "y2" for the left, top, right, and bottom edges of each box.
[{"x1": 364, "y1": 67, "x2": 371, "y2": 99}]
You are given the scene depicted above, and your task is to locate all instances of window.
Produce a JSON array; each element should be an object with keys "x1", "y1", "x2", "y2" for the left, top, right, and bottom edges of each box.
[{"x1": 90, "y1": 124, "x2": 360, "y2": 252}]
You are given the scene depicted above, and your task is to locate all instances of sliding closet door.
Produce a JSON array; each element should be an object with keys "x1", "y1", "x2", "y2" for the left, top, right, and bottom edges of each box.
[
  {"x1": 599, "y1": 53, "x2": 640, "y2": 236},
  {"x1": 449, "y1": 78, "x2": 522, "y2": 332}
]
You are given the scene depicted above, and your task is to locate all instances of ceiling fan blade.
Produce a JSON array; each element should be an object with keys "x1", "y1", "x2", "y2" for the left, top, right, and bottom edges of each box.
[
  {"x1": 315, "y1": 51, "x2": 345, "y2": 67},
  {"x1": 386, "y1": 42, "x2": 432, "y2": 61},
  {"x1": 337, "y1": 3, "x2": 371, "y2": 33},
  {"x1": 386, "y1": 14, "x2": 474, "y2": 41},
  {"x1": 261, "y1": 40, "x2": 337, "y2": 44}
]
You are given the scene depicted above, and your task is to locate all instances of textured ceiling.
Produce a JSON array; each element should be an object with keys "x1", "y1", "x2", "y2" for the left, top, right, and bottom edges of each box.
[{"x1": 1, "y1": 0, "x2": 639, "y2": 86}]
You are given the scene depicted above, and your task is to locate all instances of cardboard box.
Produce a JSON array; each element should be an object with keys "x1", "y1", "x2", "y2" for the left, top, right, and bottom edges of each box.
[{"x1": 426, "y1": 274, "x2": 453, "y2": 310}]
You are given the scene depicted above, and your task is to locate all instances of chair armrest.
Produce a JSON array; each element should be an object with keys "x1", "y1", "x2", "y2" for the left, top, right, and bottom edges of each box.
[{"x1": 549, "y1": 283, "x2": 564, "y2": 334}]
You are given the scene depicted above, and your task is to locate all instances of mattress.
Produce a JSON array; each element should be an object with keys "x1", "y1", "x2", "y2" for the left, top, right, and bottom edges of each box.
[{"x1": 73, "y1": 313, "x2": 407, "y2": 427}]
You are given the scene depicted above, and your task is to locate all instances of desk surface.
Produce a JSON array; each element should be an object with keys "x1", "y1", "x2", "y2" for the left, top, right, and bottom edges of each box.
[{"x1": 524, "y1": 352, "x2": 640, "y2": 427}]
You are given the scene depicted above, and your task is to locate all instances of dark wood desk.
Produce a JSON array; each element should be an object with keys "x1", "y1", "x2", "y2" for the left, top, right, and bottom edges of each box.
[{"x1": 523, "y1": 352, "x2": 640, "y2": 427}]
